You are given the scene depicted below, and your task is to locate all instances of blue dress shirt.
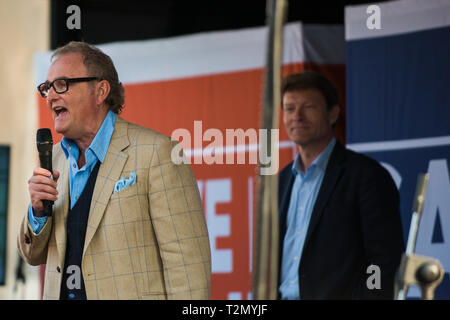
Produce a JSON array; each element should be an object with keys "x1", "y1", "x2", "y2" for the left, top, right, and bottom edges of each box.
[
  {"x1": 28, "y1": 111, "x2": 116, "y2": 234},
  {"x1": 279, "y1": 137, "x2": 336, "y2": 300}
]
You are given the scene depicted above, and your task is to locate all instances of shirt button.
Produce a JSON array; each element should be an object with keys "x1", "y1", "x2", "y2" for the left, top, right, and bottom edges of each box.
[
  {"x1": 290, "y1": 280, "x2": 295, "y2": 284},
  {"x1": 76, "y1": 195, "x2": 79, "y2": 199},
  {"x1": 304, "y1": 182, "x2": 308, "y2": 186},
  {"x1": 294, "y1": 256, "x2": 298, "y2": 260},
  {"x1": 73, "y1": 163, "x2": 76, "y2": 168},
  {"x1": 297, "y1": 232, "x2": 301, "y2": 236},
  {"x1": 300, "y1": 206, "x2": 304, "y2": 211}
]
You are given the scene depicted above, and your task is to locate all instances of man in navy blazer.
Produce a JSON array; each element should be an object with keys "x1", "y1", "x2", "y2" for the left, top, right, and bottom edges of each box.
[{"x1": 278, "y1": 72, "x2": 404, "y2": 300}]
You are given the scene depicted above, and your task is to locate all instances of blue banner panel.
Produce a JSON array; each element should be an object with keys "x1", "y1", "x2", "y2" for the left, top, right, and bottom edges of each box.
[
  {"x1": 346, "y1": 0, "x2": 450, "y2": 299},
  {"x1": 347, "y1": 26, "x2": 450, "y2": 143}
]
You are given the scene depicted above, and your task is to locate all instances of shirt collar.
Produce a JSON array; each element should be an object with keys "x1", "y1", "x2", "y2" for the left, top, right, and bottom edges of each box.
[
  {"x1": 60, "y1": 110, "x2": 116, "y2": 163},
  {"x1": 291, "y1": 137, "x2": 336, "y2": 176}
]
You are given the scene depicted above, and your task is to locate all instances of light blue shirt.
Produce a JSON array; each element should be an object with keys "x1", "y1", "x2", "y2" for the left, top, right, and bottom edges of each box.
[
  {"x1": 279, "y1": 137, "x2": 336, "y2": 300},
  {"x1": 28, "y1": 111, "x2": 116, "y2": 234}
]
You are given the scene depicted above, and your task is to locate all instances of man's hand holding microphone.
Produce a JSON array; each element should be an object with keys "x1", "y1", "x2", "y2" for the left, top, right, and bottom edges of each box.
[{"x1": 29, "y1": 128, "x2": 59, "y2": 217}]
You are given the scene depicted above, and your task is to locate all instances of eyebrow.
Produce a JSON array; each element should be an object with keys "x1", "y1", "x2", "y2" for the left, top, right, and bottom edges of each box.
[{"x1": 45, "y1": 76, "x2": 69, "y2": 83}]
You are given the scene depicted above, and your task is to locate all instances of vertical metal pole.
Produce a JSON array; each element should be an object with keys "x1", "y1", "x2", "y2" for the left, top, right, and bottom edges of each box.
[
  {"x1": 396, "y1": 173, "x2": 429, "y2": 300},
  {"x1": 252, "y1": 0, "x2": 288, "y2": 300}
]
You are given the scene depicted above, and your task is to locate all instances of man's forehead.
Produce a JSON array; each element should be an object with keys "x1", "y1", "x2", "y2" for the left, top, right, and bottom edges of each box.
[
  {"x1": 46, "y1": 53, "x2": 86, "y2": 80},
  {"x1": 284, "y1": 88, "x2": 326, "y2": 103}
]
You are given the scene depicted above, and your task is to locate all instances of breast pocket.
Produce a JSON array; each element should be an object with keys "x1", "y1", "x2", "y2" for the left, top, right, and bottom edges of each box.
[
  {"x1": 109, "y1": 183, "x2": 141, "y2": 222},
  {"x1": 110, "y1": 182, "x2": 138, "y2": 200}
]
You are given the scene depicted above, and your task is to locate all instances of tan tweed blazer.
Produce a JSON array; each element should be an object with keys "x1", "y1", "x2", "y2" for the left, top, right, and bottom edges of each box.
[{"x1": 18, "y1": 116, "x2": 211, "y2": 299}]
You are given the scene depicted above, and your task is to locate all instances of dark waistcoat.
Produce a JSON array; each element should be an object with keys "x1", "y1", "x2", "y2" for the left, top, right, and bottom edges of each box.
[{"x1": 60, "y1": 161, "x2": 100, "y2": 300}]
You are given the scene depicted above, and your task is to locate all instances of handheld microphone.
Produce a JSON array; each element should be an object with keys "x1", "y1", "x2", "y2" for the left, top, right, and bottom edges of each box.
[{"x1": 36, "y1": 128, "x2": 54, "y2": 216}]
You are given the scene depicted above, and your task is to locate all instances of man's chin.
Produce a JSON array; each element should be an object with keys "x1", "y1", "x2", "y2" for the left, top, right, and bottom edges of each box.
[
  {"x1": 289, "y1": 134, "x2": 311, "y2": 146},
  {"x1": 53, "y1": 124, "x2": 68, "y2": 136},
  {"x1": 54, "y1": 118, "x2": 69, "y2": 133}
]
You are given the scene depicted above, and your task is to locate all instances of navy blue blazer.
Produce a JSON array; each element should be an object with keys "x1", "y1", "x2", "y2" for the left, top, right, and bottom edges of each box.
[{"x1": 278, "y1": 142, "x2": 404, "y2": 299}]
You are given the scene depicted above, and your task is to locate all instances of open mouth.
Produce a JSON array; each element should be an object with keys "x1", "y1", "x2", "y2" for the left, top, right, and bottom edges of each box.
[{"x1": 54, "y1": 106, "x2": 67, "y2": 117}]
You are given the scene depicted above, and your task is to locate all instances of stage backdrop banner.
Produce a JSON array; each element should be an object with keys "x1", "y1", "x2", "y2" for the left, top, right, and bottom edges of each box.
[
  {"x1": 346, "y1": 0, "x2": 450, "y2": 299},
  {"x1": 33, "y1": 22, "x2": 345, "y2": 299}
]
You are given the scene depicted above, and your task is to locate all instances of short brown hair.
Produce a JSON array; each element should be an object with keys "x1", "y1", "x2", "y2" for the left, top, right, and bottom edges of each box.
[
  {"x1": 281, "y1": 71, "x2": 339, "y2": 111},
  {"x1": 52, "y1": 41, "x2": 125, "y2": 114}
]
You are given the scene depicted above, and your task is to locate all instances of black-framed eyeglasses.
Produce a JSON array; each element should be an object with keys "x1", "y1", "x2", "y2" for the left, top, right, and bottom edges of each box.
[{"x1": 37, "y1": 77, "x2": 99, "y2": 98}]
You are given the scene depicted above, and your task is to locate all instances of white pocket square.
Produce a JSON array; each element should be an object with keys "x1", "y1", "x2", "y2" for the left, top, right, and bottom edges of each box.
[{"x1": 113, "y1": 171, "x2": 136, "y2": 193}]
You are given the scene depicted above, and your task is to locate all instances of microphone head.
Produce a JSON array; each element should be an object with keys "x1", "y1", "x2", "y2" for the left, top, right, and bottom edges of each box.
[{"x1": 36, "y1": 128, "x2": 53, "y2": 153}]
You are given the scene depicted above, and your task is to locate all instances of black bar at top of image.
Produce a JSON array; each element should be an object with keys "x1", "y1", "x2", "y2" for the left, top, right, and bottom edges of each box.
[{"x1": 49, "y1": 0, "x2": 392, "y2": 50}]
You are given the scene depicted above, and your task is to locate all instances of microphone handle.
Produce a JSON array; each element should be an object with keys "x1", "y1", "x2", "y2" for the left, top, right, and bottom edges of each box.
[{"x1": 38, "y1": 150, "x2": 54, "y2": 216}]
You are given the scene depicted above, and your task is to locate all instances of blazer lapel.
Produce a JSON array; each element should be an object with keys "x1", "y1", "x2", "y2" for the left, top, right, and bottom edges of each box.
[
  {"x1": 303, "y1": 143, "x2": 346, "y2": 250},
  {"x1": 83, "y1": 116, "x2": 129, "y2": 256},
  {"x1": 53, "y1": 150, "x2": 70, "y2": 269},
  {"x1": 278, "y1": 166, "x2": 295, "y2": 241},
  {"x1": 277, "y1": 165, "x2": 295, "y2": 285}
]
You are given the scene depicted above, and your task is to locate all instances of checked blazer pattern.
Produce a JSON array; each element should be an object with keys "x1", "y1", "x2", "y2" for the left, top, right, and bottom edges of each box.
[{"x1": 18, "y1": 116, "x2": 211, "y2": 299}]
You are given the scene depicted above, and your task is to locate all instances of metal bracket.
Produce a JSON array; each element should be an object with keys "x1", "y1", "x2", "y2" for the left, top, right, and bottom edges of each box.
[
  {"x1": 394, "y1": 173, "x2": 445, "y2": 300},
  {"x1": 395, "y1": 253, "x2": 444, "y2": 300}
]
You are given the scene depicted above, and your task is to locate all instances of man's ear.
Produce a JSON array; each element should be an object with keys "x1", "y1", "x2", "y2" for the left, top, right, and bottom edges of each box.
[
  {"x1": 96, "y1": 80, "x2": 111, "y2": 106},
  {"x1": 329, "y1": 105, "x2": 340, "y2": 126}
]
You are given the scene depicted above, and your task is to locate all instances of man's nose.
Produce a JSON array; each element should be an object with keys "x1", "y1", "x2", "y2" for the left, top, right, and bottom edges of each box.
[
  {"x1": 292, "y1": 106, "x2": 305, "y2": 120},
  {"x1": 46, "y1": 85, "x2": 59, "y2": 102},
  {"x1": 46, "y1": 91, "x2": 60, "y2": 110}
]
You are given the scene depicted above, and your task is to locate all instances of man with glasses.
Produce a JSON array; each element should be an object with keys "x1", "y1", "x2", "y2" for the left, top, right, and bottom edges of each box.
[{"x1": 17, "y1": 41, "x2": 211, "y2": 300}]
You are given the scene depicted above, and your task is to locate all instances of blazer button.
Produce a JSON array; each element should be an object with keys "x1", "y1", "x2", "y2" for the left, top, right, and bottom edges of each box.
[
  {"x1": 57, "y1": 266, "x2": 61, "y2": 273},
  {"x1": 24, "y1": 235, "x2": 31, "y2": 244}
]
